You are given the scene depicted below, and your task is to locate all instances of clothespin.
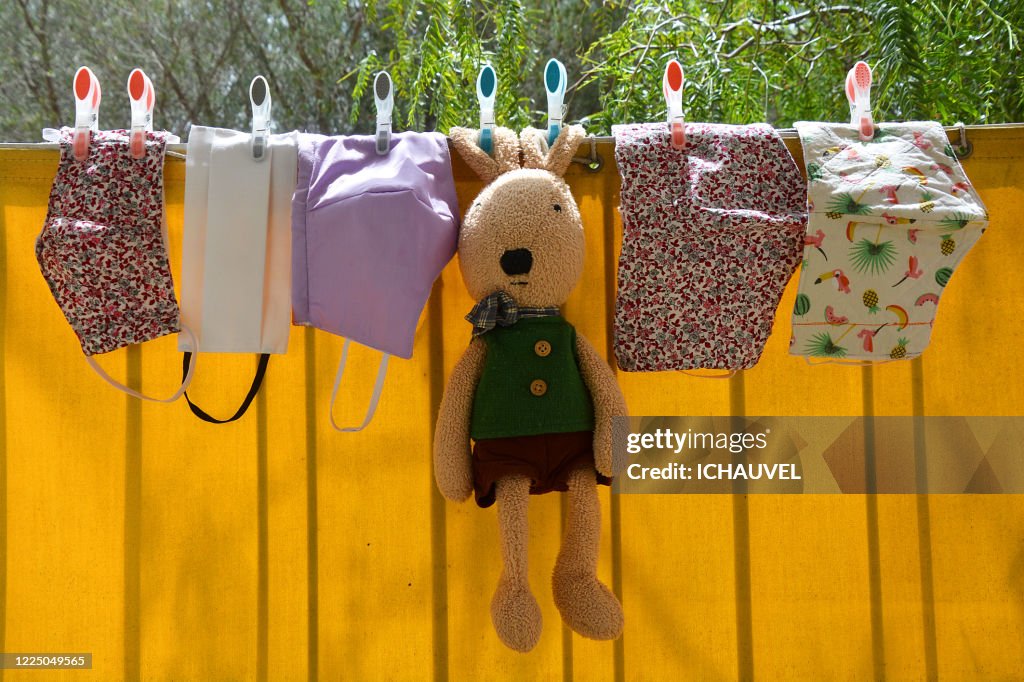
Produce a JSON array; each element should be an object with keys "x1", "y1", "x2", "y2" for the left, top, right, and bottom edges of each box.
[
  {"x1": 848, "y1": 61, "x2": 874, "y2": 141},
  {"x1": 374, "y1": 71, "x2": 394, "y2": 155},
  {"x1": 72, "y1": 66, "x2": 101, "y2": 162},
  {"x1": 544, "y1": 58, "x2": 567, "y2": 146},
  {"x1": 663, "y1": 59, "x2": 685, "y2": 150},
  {"x1": 249, "y1": 75, "x2": 272, "y2": 161},
  {"x1": 477, "y1": 63, "x2": 496, "y2": 154},
  {"x1": 845, "y1": 67, "x2": 856, "y2": 122},
  {"x1": 127, "y1": 69, "x2": 155, "y2": 160}
]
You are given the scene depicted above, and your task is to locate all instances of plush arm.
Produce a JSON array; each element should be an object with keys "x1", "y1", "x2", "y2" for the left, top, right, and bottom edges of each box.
[
  {"x1": 433, "y1": 338, "x2": 487, "y2": 502},
  {"x1": 575, "y1": 332, "x2": 628, "y2": 477}
]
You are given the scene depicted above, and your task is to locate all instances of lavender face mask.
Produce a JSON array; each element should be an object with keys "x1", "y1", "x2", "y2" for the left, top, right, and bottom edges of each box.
[{"x1": 292, "y1": 132, "x2": 459, "y2": 430}]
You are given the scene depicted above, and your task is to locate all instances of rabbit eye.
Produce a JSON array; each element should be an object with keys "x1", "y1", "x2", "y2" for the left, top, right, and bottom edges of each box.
[{"x1": 553, "y1": 204, "x2": 562, "y2": 212}]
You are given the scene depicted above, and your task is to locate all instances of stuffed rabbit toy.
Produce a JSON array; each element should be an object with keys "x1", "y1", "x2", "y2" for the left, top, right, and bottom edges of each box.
[{"x1": 434, "y1": 124, "x2": 628, "y2": 652}]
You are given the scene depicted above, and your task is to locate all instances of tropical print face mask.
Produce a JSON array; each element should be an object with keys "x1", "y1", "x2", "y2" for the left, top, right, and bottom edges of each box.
[{"x1": 791, "y1": 121, "x2": 988, "y2": 361}]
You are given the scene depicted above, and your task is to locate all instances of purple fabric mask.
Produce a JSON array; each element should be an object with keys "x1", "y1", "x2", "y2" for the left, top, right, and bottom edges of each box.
[
  {"x1": 292, "y1": 132, "x2": 459, "y2": 431},
  {"x1": 292, "y1": 132, "x2": 459, "y2": 359}
]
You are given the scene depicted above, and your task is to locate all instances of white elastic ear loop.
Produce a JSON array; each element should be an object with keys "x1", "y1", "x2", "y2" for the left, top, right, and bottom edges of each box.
[
  {"x1": 85, "y1": 324, "x2": 198, "y2": 402},
  {"x1": 328, "y1": 338, "x2": 390, "y2": 432},
  {"x1": 681, "y1": 369, "x2": 738, "y2": 379},
  {"x1": 802, "y1": 356, "x2": 897, "y2": 367}
]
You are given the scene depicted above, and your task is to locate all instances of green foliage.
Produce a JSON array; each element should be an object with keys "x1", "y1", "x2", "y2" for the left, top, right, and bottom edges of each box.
[
  {"x1": 348, "y1": 0, "x2": 550, "y2": 132},
  {"x1": 582, "y1": 0, "x2": 1023, "y2": 130},
  {"x1": 872, "y1": 0, "x2": 926, "y2": 118},
  {"x1": 0, "y1": 0, "x2": 1021, "y2": 140}
]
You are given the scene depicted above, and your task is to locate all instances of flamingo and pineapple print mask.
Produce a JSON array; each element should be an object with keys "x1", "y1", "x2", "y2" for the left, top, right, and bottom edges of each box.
[{"x1": 790, "y1": 121, "x2": 988, "y2": 361}]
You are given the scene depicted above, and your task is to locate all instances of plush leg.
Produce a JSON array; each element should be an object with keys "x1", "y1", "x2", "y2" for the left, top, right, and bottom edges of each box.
[
  {"x1": 552, "y1": 467, "x2": 624, "y2": 640},
  {"x1": 492, "y1": 475, "x2": 542, "y2": 652}
]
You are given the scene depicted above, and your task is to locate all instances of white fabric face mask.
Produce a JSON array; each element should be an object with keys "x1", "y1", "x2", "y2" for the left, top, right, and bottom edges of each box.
[{"x1": 178, "y1": 125, "x2": 298, "y2": 422}]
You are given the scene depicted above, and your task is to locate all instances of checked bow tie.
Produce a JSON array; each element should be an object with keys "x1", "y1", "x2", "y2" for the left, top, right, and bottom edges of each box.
[{"x1": 465, "y1": 291, "x2": 559, "y2": 337}]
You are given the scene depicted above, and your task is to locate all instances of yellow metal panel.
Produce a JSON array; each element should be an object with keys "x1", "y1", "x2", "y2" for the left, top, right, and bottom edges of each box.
[
  {"x1": 913, "y1": 135, "x2": 1024, "y2": 680},
  {"x1": 929, "y1": 496, "x2": 1024, "y2": 680},
  {"x1": 620, "y1": 494, "x2": 740, "y2": 681},
  {"x1": 313, "y1": 329, "x2": 437, "y2": 679},
  {"x1": 142, "y1": 173, "x2": 261, "y2": 681},
  {"x1": 263, "y1": 326, "x2": 311, "y2": 682},
  {"x1": 0, "y1": 126, "x2": 1022, "y2": 681},
  {"x1": 2, "y1": 155, "x2": 127, "y2": 682}
]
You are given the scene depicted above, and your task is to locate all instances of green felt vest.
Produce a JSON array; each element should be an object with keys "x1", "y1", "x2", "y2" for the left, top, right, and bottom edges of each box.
[{"x1": 469, "y1": 316, "x2": 595, "y2": 440}]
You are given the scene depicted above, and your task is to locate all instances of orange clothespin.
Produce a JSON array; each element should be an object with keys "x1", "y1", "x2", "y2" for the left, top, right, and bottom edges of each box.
[
  {"x1": 72, "y1": 67, "x2": 101, "y2": 161},
  {"x1": 663, "y1": 59, "x2": 685, "y2": 150},
  {"x1": 847, "y1": 61, "x2": 874, "y2": 141},
  {"x1": 127, "y1": 68, "x2": 155, "y2": 160}
]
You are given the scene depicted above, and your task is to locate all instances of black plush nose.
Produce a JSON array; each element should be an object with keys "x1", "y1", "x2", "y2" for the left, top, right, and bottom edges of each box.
[{"x1": 500, "y1": 248, "x2": 533, "y2": 276}]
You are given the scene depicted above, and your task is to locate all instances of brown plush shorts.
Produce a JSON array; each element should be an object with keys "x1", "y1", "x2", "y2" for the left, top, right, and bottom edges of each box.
[{"x1": 472, "y1": 430, "x2": 611, "y2": 508}]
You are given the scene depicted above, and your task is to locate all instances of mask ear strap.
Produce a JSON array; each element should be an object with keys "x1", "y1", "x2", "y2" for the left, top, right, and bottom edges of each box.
[
  {"x1": 84, "y1": 325, "x2": 198, "y2": 402},
  {"x1": 328, "y1": 339, "x2": 390, "y2": 432},
  {"x1": 803, "y1": 356, "x2": 898, "y2": 367},
  {"x1": 680, "y1": 369, "x2": 737, "y2": 379},
  {"x1": 180, "y1": 353, "x2": 270, "y2": 423}
]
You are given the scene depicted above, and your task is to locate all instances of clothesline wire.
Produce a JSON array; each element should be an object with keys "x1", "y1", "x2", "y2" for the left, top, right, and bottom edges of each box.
[
  {"x1": 1, "y1": 133, "x2": 617, "y2": 153},
  {"x1": 0, "y1": 123, "x2": 994, "y2": 160}
]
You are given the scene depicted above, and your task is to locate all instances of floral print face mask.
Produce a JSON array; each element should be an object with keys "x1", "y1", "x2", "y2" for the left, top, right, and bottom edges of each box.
[
  {"x1": 791, "y1": 121, "x2": 988, "y2": 362},
  {"x1": 612, "y1": 122, "x2": 808, "y2": 373},
  {"x1": 36, "y1": 128, "x2": 196, "y2": 401}
]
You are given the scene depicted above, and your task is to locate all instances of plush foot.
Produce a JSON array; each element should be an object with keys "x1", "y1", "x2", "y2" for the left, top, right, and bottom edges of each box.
[
  {"x1": 552, "y1": 569, "x2": 624, "y2": 641},
  {"x1": 491, "y1": 574, "x2": 542, "y2": 652}
]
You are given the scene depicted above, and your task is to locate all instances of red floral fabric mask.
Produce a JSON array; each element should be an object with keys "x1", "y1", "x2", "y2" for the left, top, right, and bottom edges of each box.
[{"x1": 36, "y1": 127, "x2": 195, "y2": 401}]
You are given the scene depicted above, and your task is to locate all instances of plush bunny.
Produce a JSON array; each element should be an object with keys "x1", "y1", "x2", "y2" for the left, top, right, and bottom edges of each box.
[{"x1": 434, "y1": 124, "x2": 628, "y2": 652}]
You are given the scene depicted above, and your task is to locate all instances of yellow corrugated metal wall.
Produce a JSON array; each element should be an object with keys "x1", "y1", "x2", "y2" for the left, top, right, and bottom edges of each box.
[{"x1": 0, "y1": 127, "x2": 1022, "y2": 681}]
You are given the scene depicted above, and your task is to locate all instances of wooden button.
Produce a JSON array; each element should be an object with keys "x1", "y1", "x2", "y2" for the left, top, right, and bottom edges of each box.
[
  {"x1": 530, "y1": 379, "x2": 548, "y2": 396},
  {"x1": 534, "y1": 340, "x2": 552, "y2": 357}
]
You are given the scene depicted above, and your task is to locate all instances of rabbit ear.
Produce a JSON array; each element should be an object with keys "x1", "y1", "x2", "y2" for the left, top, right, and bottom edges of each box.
[
  {"x1": 450, "y1": 126, "x2": 521, "y2": 183},
  {"x1": 520, "y1": 124, "x2": 585, "y2": 177},
  {"x1": 519, "y1": 127, "x2": 548, "y2": 170},
  {"x1": 491, "y1": 126, "x2": 522, "y2": 176}
]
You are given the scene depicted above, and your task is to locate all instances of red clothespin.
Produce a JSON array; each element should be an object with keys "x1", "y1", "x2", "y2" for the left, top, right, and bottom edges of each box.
[
  {"x1": 73, "y1": 66, "x2": 101, "y2": 162},
  {"x1": 847, "y1": 61, "x2": 874, "y2": 141},
  {"x1": 127, "y1": 69, "x2": 155, "y2": 160},
  {"x1": 845, "y1": 68, "x2": 856, "y2": 121},
  {"x1": 663, "y1": 59, "x2": 685, "y2": 150}
]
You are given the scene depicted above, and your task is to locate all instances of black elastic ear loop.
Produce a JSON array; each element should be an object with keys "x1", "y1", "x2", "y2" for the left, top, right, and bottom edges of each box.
[{"x1": 181, "y1": 353, "x2": 270, "y2": 424}]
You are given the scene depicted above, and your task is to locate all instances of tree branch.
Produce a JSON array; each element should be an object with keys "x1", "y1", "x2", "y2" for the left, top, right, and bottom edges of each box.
[{"x1": 15, "y1": 0, "x2": 60, "y2": 123}]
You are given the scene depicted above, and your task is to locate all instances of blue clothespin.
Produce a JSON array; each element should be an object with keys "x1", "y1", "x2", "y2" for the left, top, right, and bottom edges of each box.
[
  {"x1": 477, "y1": 64, "x2": 496, "y2": 154},
  {"x1": 544, "y1": 58, "x2": 567, "y2": 146}
]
